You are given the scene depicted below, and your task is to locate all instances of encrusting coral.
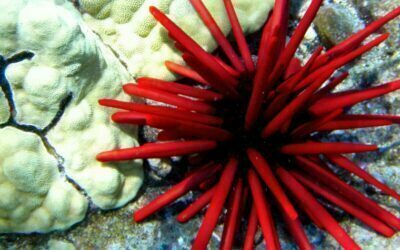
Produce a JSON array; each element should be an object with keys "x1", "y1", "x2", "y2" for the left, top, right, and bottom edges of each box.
[
  {"x1": 0, "y1": 0, "x2": 143, "y2": 233},
  {"x1": 0, "y1": 127, "x2": 88, "y2": 233},
  {"x1": 0, "y1": 90, "x2": 8, "y2": 124},
  {"x1": 0, "y1": 0, "x2": 272, "y2": 235},
  {"x1": 99, "y1": 0, "x2": 400, "y2": 249},
  {"x1": 79, "y1": 0, "x2": 274, "y2": 80}
]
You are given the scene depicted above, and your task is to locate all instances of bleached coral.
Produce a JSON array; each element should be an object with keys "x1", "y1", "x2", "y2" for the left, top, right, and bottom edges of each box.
[
  {"x1": 0, "y1": 0, "x2": 271, "y2": 234},
  {"x1": 79, "y1": 0, "x2": 274, "y2": 80},
  {"x1": 0, "y1": 0, "x2": 143, "y2": 233},
  {"x1": 0, "y1": 91, "x2": 8, "y2": 124},
  {"x1": 48, "y1": 240, "x2": 76, "y2": 250},
  {"x1": 0, "y1": 127, "x2": 88, "y2": 233}
]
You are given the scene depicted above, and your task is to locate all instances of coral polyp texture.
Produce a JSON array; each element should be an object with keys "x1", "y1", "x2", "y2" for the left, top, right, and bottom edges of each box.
[
  {"x1": 99, "y1": 0, "x2": 400, "y2": 249},
  {"x1": 0, "y1": 127, "x2": 88, "y2": 233},
  {"x1": 78, "y1": 0, "x2": 274, "y2": 80},
  {"x1": 0, "y1": 0, "x2": 143, "y2": 233},
  {"x1": 0, "y1": 91, "x2": 8, "y2": 124}
]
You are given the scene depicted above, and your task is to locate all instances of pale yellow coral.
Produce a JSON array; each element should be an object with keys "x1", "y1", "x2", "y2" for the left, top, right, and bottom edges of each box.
[
  {"x1": 79, "y1": 0, "x2": 274, "y2": 80},
  {"x1": 0, "y1": 0, "x2": 143, "y2": 233},
  {"x1": 48, "y1": 240, "x2": 76, "y2": 250},
  {"x1": 0, "y1": 0, "x2": 272, "y2": 234},
  {"x1": 0, "y1": 127, "x2": 88, "y2": 233},
  {"x1": 0, "y1": 91, "x2": 8, "y2": 124}
]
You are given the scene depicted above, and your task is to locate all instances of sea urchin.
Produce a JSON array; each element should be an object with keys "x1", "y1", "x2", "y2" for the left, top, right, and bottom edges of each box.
[{"x1": 97, "y1": 0, "x2": 400, "y2": 249}]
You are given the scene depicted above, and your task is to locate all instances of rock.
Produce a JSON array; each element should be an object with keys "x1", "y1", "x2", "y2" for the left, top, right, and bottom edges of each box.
[
  {"x1": 314, "y1": 3, "x2": 363, "y2": 47},
  {"x1": 352, "y1": 0, "x2": 400, "y2": 48}
]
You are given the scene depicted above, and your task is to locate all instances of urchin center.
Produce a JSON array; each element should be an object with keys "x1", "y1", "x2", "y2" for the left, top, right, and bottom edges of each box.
[{"x1": 214, "y1": 81, "x2": 288, "y2": 159}]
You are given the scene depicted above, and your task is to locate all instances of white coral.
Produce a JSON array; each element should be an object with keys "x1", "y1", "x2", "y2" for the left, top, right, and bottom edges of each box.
[
  {"x1": 0, "y1": 91, "x2": 8, "y2": 124},
  {"x1": 0, "y1": 0, "x2": 143, "y2": 233},
  {"x1": 79, "y1": 0, "x2": 274, "y2": 80},
  {"x1": 0, "y1": 0, "x2": 272, "y2": 233},
  {"x1": 0, "y1": 127, "x2": 88, "y2": 233}
]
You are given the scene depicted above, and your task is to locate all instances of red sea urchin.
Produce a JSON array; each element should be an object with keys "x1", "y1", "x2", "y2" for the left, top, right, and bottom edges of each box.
[{"x1": 97, "y1": 0, "x2": 400, "y2": 249}]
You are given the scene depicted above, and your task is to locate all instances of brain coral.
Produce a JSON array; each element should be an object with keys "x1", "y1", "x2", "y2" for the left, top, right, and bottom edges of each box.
[
  {"x1": 79, "y1": 0, "x2": 274, "y2": 80},
  {"x1": 0, "y1": 0, "x2": 143, "y2": 233}
]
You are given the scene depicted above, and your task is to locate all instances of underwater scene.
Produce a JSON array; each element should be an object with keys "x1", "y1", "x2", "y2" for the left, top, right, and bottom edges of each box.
[{"x1": 1, "y1": 0, "x2": 400, "y2": 249}]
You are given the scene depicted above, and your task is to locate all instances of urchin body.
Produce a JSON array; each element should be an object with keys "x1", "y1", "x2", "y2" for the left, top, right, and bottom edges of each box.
[{"x1": 99, "y1": 0, "x2": 400, "y2": 249}]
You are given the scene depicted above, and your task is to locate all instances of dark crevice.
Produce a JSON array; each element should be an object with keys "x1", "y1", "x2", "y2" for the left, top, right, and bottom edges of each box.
[
  {"x1": 87, "y1": 29, "x2": 133, "y2": 77},
  {"x1": 0, "y1": 52, "x2": 92, "y2": 203},
  {"x1": 1, "y1": 52, "x2": 35, "y2": 123},
  {"x1": 70, "y1": 0, "x2": 80, "y2": 9},
  {"x1": 43, "y1": 93, "x2": 73, "y2": 134},
  {"x1": 41, "y1": 134, "x2": 93, "y2": 202},
  {"x1": 6, "y1": 51, "x2": 34, "y2": 64}
]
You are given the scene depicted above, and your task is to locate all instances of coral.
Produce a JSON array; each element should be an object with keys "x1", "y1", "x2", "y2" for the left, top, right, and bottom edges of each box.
[
  {"x1": 0, "y1": 127, "x2": 88, "y2": 233},
  {"x1": 0, "y1": 91, "x2": 8, "y2": 124},
  {"x1": 78, "y1": 0, "x2": 274, "y2": 80},
  {"x1": 0, "y1": 0, "x2": 143, "y2": 233},
  {"x1": 99, "y1": 0, "x2": 400, "y2": 249},
  {"x1": 47, "y1": 239, "x2": 76, "y2": 250}
]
